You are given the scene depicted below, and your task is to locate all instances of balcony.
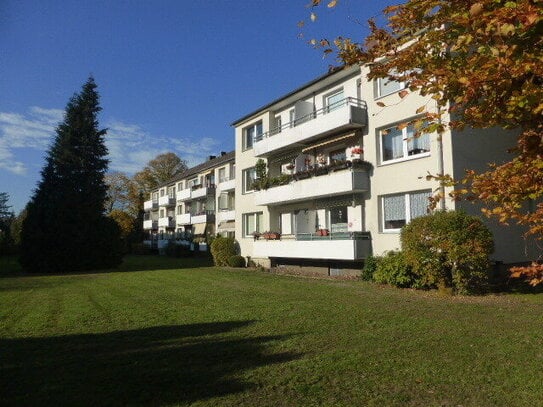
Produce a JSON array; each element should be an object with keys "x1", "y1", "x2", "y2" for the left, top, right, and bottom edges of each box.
[
  {"x1": 158, "y1": 195, "x2": 176, "y2": 207},
  {"x1": 217, "y1": 209, "x2": 235, "y2": 222},
  {"x1": 143, "y1": 220, "x2": 158, "y2": 230},
  {"x1": 191, "y1": 184, "x2": 216, "y2": 199},
  {"x1": 253, "y1": 232, "x2": 371, "y2": 260},
  {"x1": 218, "y1": 177, "x2": 235, "y2": 191},
  {"x1": 254, "y1": 97, "x2": 367, "y2": 157},
  {"x1": 254, "y1": 166, "x2": 369, "y2": 206},
  {"x1": 176, "y1": 213, "x2": 191, "y2": 225},
  {"x1": 158, "y1": 217, "x2": 175, "y2": 228},
  {"x1": 191, "y1": 210, "x2": 215, "y2": 224},
  {"x1": 143, "y1": 200, "x2": 158, "y2": 211},
  {"x1": 177, "y1": 188, "x2": 191, "y2": 201}
]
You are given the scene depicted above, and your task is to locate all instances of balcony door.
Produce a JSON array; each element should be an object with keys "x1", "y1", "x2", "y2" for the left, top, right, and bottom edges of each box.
[{"x1": 328, "y1": 206, "x2": 348, "y2": 233}]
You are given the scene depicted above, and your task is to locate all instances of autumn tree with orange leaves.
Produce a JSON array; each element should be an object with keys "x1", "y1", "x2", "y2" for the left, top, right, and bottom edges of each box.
[{"x1": 309, "y1": 0, "x2": 542, "y2": 284}]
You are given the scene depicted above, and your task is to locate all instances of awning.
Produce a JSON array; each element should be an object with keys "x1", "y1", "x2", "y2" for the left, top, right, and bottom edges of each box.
[
  {"x1": 269, "y1": 150, "x2": 302, "y2": 164},
  {"x1": 193, "y1": 223, "x2": 207, "y2": 236},
  {"x1": 217, "y1": 221, "x2": 235, "y2": 231},
  {"x1": 301, "y1": 132, "x2": 357, "y2": 153}
]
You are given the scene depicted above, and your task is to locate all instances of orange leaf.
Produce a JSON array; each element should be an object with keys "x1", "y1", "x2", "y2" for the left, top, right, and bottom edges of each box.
[
  {"x1": 398, "y1": 89, "x2": 409, "y2": 99},
  {"x1": 327, "y1": 0, "x2": 337, "y2": 8},
  {"x1": 469, "y1": 3, "x2": 483, "y2": 16},
  {"x1": 416, "y1": 105, "x2": 425, "y2": 114},
  {"x1": 376, "y1": 101, "x2": 386, "y2": 107}
]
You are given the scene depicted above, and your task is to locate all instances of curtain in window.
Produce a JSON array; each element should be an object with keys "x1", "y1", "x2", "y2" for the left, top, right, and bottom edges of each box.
[
  {"x1": 382, "y1": 127, "x2": 404, "y2": 161},
  {"x1": 409, "y1": 190, "x2": 431, "y2": 219},
  {"x1": 245, "y1": 214, "x2": 255, "y2": 235},
  {"x1": 407, "y1": 125, "x2": 430, "y2": 154},
  {"x1": 384, "y1": 194, "x2": 405, "y2": 221}
]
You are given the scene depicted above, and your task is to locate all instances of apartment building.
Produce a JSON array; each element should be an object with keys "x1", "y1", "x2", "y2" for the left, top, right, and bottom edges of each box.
[
  {"x1": 143, "y1": 151, "x2": 235, "y2": 251},
  {"x1": 232, "y1": 64, "x2": 532, "y2": 275}
]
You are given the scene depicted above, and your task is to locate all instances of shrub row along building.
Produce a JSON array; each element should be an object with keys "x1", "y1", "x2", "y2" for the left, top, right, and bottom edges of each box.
[{"x1": 144, "y1": 65, "x2": 534, "y2": 275}]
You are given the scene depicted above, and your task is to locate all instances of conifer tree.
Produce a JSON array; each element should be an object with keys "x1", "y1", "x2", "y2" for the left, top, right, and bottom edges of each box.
[{"x1": 20, "y1": 78, "x2": 123, "y2": 272}]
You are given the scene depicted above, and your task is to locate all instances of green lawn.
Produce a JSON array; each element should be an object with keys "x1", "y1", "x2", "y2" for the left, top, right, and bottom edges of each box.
[{"x1": 1, "y1": 255, "x2": 542, "y2": 406}]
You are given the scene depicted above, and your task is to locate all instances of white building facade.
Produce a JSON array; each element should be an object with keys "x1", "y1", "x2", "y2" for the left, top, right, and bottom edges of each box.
[
  {"x1": 143, "y1": 151, "x2": 235, "y2": 251},
  {"x1": 232, "y1": 65, "x2": 532, "y2": 275}
]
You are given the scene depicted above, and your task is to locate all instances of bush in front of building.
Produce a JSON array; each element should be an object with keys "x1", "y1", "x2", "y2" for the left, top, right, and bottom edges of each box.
[
  {"x1": 361, "y1": 255, "x2": 380, "y2": 281},
  {"x1": 227, "y1": 255, "x2": 246, "y2": 268},
  {"x1": 401, "y1": 210, "x2": 494, "y2": 294},
  {"x1": 210, "y1": 236, "x2": 237, "y2": 266},
  {"x1": 372, "y1": 251, "x2": 419, "y2": 288}
]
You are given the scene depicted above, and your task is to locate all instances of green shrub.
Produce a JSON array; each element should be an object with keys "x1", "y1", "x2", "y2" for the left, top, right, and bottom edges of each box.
[
  {"x1": 373, "y1": 251, "x2": 418, "y2": 288},
  {"x1": 227, "y1": 255, "x2": 246, "y2": 268},
  {"x1": 401, "y1": 210, "x2": 494, "y2": 294},
  {"x1": 210, "y1": 236, "x2": 237, "y2": 266},
  {"x1": 361, "y1": 255, "x2": 380, "y2": 281}
]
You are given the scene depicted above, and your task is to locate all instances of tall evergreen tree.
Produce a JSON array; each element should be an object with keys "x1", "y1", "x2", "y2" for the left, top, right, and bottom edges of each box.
[{"x1": 20, "y1": 78, "x2": 122, "y2": 272}]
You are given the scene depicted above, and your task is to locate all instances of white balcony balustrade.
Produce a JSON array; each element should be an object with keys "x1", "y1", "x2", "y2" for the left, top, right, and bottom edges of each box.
[
  {"x1": 191, "y1": 185, "x2": 215, "y2": 199},
  {"x1": 254, "y1": 97, "x2": 367, "y2": 157},
  {"x1": 158, "y1": 195, "x2": 176, "y2": 207},
  {"x1": 218, "y1": 177, "x2": 235, "y2": 191},
  {"x1": 176, "y1": 213, "x2": 191, "y2": 225},
  {"x1": 254, "y1": 166, "x2": 369, "y2": 206},
  {"x1": 158, "y1": 217, "x2": 175, "y2": 228},
  {"x1": 217, "y1": 209, "x2": 235, "y2": 223},
  {"x1": 253, "y1": 232, "x2": 371, "y2": 261},
  {"x1": 144, "y1": 200, "x2": 158, "y2": 211},
  {"x1": 143, "y1": 220, "x2": 158, "y2": 230},
  {"x1": 177, "y1": 188, "x2": 191, "y2": 201}
]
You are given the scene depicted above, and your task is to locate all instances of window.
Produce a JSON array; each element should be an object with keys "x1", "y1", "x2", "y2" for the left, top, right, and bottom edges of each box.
[
  {"x1": 273, "y1": 115, "x2": 282, "y2": 135},
  {"x1": 375, "y1": 77, "x2": 405, "y2": 98},
  {"x1": 218, "y1": 192, "x2": 228, "y2": 210},
  {"x1": 177, "y1": 182, "x2": 183, "y2": 191},
  {"x1": 187, "y1": 178, "x2": 198, "y2": 188},
  {"x1": 243, "y1": 212, "x2": 263, "y2": 237},
  {"x1": 330, "y1": 148, "x2": 346, "y2": 164},
  {"x1": 329, "y1": 206, "x2": 348, "y2": 233},
  {"x1": 242, "y1": 167, "x2": 256, "y2": 193},
  {"x1": 289, "y1": 109, "x2": 295, "y2": 128},
  {"x1": 243, "y1": 121, "x2": 263, "y2": 150},
  {"x1": 218, "y1": 167, "x2": 226, "y2": 183},
  {"x1": 229, "y1": 163, "x2": 236, "y2": 180},
  {"x1": 380, "y1": 124, "x2": 430, "y2": 163},
  {"x1": 177, "y1": 205, "x2": 183, "y2": 215},
  {"x1": 381, "y1": 190, "x2": 432, "y2": 231},
  {"x1": 325, "y1": 89, "x2": 344, "y2": 113},
  {"x1": 160, "y1": 209, "x2": 165, "y2": 218}
]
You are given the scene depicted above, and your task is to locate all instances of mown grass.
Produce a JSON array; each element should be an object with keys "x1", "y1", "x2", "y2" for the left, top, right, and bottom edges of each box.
[{"x1": 1, "y1": 255, "x2": 542, "y2": 406}]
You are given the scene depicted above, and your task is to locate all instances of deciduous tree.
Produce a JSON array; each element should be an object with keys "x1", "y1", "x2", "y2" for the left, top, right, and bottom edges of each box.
[{"x1": 310, "y1": 0, "x2": 543, "y2": 284}]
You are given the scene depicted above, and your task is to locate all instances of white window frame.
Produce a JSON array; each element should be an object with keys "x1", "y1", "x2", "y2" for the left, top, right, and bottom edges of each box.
[
  {"x1": 375, "y1": 76, "x2": 405, "y2": 99},
  {"x1": 324, "y1": 88, "x2": 344, "y2": 113},
  {"x1": 243, "y1": 212, "x2": 263, "y2": 238},
  {"x1": 379, "y1": 123, "x2": 431, "y2": 165},
  {"x1": 218, "y1": 167, "x2": 226, "y2": 183},
  {"x1": 380, "y1": 190, "x2": 432, "y2": 233},
  {"x1": 242, "y1": 167, "x2": 256, "y2": 194},
  {"x1": 243, "y1": 121, "x2": 262, "y2": 150}
]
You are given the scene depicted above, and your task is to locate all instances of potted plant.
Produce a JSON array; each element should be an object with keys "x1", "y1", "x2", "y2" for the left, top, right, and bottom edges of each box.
[
  {"x1": 252, "y1": 231, "x2": 261, "y2": 241},
  {"x1": 262, "y1": 231, "x2": 281, "y2": 240}
]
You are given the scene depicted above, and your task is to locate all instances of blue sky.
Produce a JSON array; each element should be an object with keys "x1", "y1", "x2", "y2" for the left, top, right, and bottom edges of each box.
[{"x1": 0, "y1": 0, "x2": 390, "y2": 213}]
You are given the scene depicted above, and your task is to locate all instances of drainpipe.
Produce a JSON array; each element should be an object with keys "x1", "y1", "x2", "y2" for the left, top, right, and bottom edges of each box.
[{"x1": 436, "y1": 104, "x2": 446, "y2": 211}]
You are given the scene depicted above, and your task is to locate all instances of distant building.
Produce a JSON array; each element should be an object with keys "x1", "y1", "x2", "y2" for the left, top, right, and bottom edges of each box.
[{"x1": 143, "y1": 151, "x2": 235, "y2": 252}]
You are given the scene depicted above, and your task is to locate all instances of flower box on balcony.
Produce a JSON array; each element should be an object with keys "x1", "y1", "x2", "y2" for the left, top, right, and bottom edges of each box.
[
  {"x1": 262, "y1": 231, "x2": 281, "y2": 240},
  {"x1": 316, "y1": 229, "x2": 329, "y2": 236},
  {"x1": 293, "y1": 171, "x2": 311, "y2": 181},
  {"x1": 314, "y1": 166, "x2": 329, "y2": 176}
]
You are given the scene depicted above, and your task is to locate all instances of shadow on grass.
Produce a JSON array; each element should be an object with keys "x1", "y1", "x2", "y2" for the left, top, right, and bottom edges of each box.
[
  {"x1": 0, "y1": 254, "x2": 215, "y2": 278},
  {"x1": 1, "y1": 320, "x2": 300, "y2": 406}
]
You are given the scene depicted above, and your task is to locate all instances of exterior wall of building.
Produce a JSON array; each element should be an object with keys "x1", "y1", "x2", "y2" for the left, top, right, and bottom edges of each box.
[{"x1": 233, "y1": 64, "x2": 532, "y2": 269}]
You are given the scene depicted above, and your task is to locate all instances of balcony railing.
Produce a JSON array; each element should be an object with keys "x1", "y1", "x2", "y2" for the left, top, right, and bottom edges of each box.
[
  {"x1": 191, "y1": 210, "x2": 215, "y2": 224},
  {"x1": 253, "y1": 97, "x2": 367, "y2": 157},
  {"x1": 191, "y1": 184, "x2": 216, "y2": 199},
  {"x1": 252, "y1": 231, "x2": 371, "y2": 260},
  {"x1": 218, "y1": 177, "x2": 235, "y2": 191},
  {"x1": 177, "y1": 188, "x2": 191, "y2": 201},
  {"x1": 254, "y1": 163, "x2": 370, "y2": 206},
  {"x1": 158, "y1": 216, "x2": 175, "y2": 228},
  {"x1": 144, "y1": 200, "x2": 158, "y2": 211},
  {"x1": 176, "y1": 213, "x2": 191, "y2": 225},
  {"x1": 217, "y1": 209, "x2": 235, "y2": 222},
  {"x1": 143, "y1": 220, "x2": 158, "y2": 230},
  {"x1": 158, "y1": 195, "x2": 176, "y2": 207}
]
